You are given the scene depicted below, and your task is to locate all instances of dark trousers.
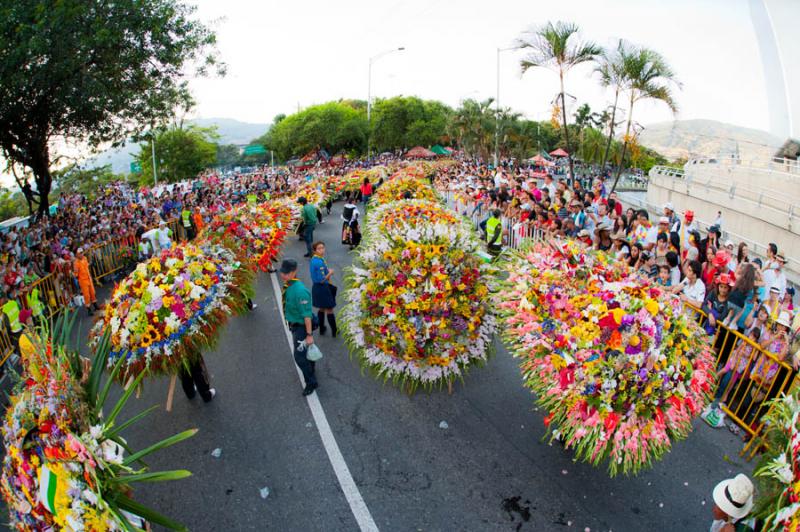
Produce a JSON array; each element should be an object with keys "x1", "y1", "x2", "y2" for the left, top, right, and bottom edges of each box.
[
  {"x1": 291, "y1": 326, "x2": 316, "y2": 387},
  {"x1": 180, "y1": 356, "x2": 213, "y2": 401},
  {"x1": 304, "y1": 224, "x2": 315, "y2": 255}
]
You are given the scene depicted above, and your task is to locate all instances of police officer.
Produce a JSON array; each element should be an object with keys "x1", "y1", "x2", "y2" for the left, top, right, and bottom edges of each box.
[
  {"x1": 486, "y1": 209, "x2": 503, "y2": 257},
  {"x1": 279, "y1": 258, "x2": 318, "y2": 396}
]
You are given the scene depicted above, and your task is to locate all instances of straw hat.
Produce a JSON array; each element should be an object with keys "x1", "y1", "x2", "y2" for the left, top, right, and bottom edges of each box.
[
  {"x1": 611, "y1": 230, "x2": 627, "y2": 241},
  {"x1": 776, "y1": 311, "x2": 792, "y2": 328},
  {"x1": 712, "y1": 474, "x2": 754, "y2": 520}
]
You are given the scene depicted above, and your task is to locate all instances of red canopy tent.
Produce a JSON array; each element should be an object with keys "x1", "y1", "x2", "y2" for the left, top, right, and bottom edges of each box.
[
  {"x1": 406, "y1": 146, "x2": 436, "y2": 159},
  {"x1": 529, "y1": 154, "x2": 553, "y2": 166},
  {"x1": 549, "y1": 148, "x2": 569, "y2": 158}
]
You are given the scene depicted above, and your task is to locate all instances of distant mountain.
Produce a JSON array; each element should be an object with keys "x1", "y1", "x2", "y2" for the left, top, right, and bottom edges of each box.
[
  {"x1": 87, "y1": 117, "x2": 269, "y2": 174},
  {"x1": 636, "y1": 119, "x2": 784, "y2": 162}
]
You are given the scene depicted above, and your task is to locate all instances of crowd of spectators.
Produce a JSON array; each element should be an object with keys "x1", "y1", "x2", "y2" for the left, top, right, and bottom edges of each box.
[{"x1": 436, "y1": 159, "x2": 798, "y2": 435}]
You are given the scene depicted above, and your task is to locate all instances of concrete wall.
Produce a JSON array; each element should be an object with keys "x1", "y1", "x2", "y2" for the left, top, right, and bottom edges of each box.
[{"x1": 647, "y1": 160, "x2": 800, "y2": 280}]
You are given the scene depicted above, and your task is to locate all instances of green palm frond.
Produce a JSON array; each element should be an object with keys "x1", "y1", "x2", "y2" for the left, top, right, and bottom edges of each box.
[{"x1": 516, "y1": 20, "x2": 600, "y2": 74}]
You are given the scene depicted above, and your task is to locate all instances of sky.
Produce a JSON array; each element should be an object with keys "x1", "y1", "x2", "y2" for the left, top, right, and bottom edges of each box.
[{"x1": 188, "y1": 0, "x2": 773, "y2": 133}]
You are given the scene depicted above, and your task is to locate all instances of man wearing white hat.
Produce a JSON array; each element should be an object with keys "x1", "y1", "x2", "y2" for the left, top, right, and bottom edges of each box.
[
  {"x1": 711, "y1": 474, "x2": 754, "y2": 531},
  {"x1": 663, "y1": 202, "x2": 680, "y2": 233}
]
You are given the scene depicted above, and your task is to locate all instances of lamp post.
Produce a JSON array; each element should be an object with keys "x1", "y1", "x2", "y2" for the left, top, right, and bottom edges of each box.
[
  {"x1": 367, "y1": 46, "x2": 405, "y2": 157},
  {"x1": 150, "y1": 131, "x2": 158, "y2": 186},
  {"x1": 494, "y1": 46, "x2": 516, "y2": 168}
]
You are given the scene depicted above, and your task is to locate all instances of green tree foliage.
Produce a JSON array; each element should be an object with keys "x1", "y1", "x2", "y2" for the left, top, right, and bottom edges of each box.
[
  {"x1": 0, "y1": 188, "x2": 27, "y2": 221},
  {"x1": 216, "y1": 144, "x2": 243, "y2": 168},
  {"x1": 448, "y1": 98, "x2": 496, "y2": 161},
  {"x1": 370, "y1": 96, "x2": 452, "y2": 152},
  {"x1": 53, "y1": 164, "x2": 124, "y2": 196},
  {"x1": 0, "y1": 0, "x2": 221, "y2": 216},
  {"x1": 262, "y1": 102, "x2": 368, "y2": 161},
  {"x1": 136, "y1": 126, "x2": 218, "y2": 184}
]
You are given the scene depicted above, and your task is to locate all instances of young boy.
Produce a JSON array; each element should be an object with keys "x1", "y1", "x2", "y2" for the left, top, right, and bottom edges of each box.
[{"x1": 657, "y1": 264, "x2": 671, "y2": 287}]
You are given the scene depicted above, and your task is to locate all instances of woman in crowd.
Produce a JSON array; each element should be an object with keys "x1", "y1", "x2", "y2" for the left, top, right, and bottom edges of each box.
[
  {"x1": 309, "y1": 241, "x2": 337, "y2": 337},
  {"x1": 672, "y1": 259, "x2": 706, "y2": 307}
]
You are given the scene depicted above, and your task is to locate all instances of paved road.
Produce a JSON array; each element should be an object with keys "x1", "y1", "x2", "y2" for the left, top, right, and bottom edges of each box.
[{"x1": 2, "y1": 201, "x2": 752, "y2": 531}]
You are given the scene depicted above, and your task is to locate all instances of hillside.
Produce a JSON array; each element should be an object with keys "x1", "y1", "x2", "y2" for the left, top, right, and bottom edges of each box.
[
  {"x1": 87, "y1": 118, "x2": 269, "y2": 174},
  {"x1": 636, "y1": 119, "x2": 783, "y2": 162}
]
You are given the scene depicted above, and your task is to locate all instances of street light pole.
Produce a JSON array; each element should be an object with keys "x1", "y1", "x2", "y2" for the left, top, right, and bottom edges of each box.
[
  {"x1": 494, "y1": 46, "x2": 516, "y2": 168},
  {"x1": 367, "y1": 46, "x2": 405, "y2": 157},
  {"x1": 151, "y1": 133, "x2": 158, "y2": 186}
]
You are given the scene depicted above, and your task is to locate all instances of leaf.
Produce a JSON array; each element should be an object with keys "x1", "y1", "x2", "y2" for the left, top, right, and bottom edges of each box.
[
  {"x1": 113, "y1": 492, "x2": 188, "y2": 531},
  {"x1": 106, "y1": 405, "x2": 160, "y2": 439},
  {"x1": 116, "y1": 470, "x2": 193, "y2": 484},
  {"x1": 123, "y1": 429, "x2": 198, "y2": 466},
  {"x1": 105, "y1": 368, "x2": 147, "y2": 427}
]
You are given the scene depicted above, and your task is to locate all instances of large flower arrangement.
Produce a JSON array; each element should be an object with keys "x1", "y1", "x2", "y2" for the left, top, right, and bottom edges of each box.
[
  {"x1": 341, "y1": 197, "x2": 496, "y2": 391},
  {"x1": 202, "y1": 202, "x2": 297, "y2": 271},
  {"x1": 495, "y1": 241, "x2": 715, "y2": 476},
  {"x1": 372, "y1": 175, "x2": 440, "y2": 206},
  {"x1": 90, "y1": 243, "x2": 253, "y2": 381},
  {"x1": 2, "y1": 319, "x2": 194, "y2": 531},
  {"x1": 753, "y1": 392, "x2": 800, "y2": 530}
]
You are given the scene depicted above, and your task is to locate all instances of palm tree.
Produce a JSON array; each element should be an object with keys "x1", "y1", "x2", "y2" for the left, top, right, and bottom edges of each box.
[
  {"x1": 516, "y1": 21, "x2": 601, "y2": 184},
  {"x1": 449, "y1": 98, "x2": 496, "y2": 161},
  {"x1": 611, "y1": 47, "x2": 680, "y2": 192},
  {"x1": 595, "y1": 39, "x2": 632, "y2": 170}
]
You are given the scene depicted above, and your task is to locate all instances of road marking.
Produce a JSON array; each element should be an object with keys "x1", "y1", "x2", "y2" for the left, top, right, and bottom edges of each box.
[{"x1": 269, "y1": 272, "x2": 379, "y2": 532}]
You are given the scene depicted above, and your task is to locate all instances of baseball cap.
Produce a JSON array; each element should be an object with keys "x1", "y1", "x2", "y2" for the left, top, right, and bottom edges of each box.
[{"x1": 279, "y1": 259, "x2": 298, "y2": 274}]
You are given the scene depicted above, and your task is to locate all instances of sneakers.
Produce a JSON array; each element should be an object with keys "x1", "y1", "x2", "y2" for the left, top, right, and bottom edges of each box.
[
  {"x1": 203, "y1": 388, "x2": 216, "y2": 402},
  {"x1": 302, "y1": 383, "x2": 317, "y2": 396},
  {"x1": 251, "y1": 303, "x2": 258, "y2": 310}
]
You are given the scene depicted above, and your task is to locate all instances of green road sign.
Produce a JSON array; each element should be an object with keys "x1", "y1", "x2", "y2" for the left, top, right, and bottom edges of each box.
[
  {"x1": 130, "y1": 161, "x2": 142, "y2": 173},
  {"x1": 243, "y1": 144, "x2": 267, "y2": 156}
]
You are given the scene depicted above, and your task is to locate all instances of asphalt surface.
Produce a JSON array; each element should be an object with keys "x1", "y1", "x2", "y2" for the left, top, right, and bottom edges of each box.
[{"x1": 1, "y1": 201, "x2": 754, "y2": 531}]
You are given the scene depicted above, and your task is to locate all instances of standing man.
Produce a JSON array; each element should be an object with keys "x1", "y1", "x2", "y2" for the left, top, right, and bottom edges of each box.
[
  {"x1": 279, "y1": 259, "x2": 318, "y2": 396},
  {"x1": 298, "y1": 197, "x2": 318, "y2": 258},
  {"x1": 73, "y1": 247, "x2": 98, "y2": 316},
  {"x1": 486, "y1": 209, "x2": 503, "y2": 257}
]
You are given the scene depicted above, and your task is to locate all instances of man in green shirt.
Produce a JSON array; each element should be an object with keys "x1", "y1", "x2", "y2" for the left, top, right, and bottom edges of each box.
[
  {"x1": 298, "y1": 196, "x2": 318, "y2": 258},
  {"x1": 279, "y1": 259, "x2": 318, "y2": 396}
]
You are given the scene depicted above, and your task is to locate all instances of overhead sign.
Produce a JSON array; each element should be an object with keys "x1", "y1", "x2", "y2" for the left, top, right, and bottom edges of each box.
[
  {"x1": 130, "y1": 161, "x2": 142, "y2": 174},
  {"x1": 243, "y1": 145, "x2": 267, "y2": 156}
]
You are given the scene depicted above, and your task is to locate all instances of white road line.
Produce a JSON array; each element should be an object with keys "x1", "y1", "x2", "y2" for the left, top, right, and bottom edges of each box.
[{"x1": 269, "y1": 272, "x2": 379, "y2": 532}]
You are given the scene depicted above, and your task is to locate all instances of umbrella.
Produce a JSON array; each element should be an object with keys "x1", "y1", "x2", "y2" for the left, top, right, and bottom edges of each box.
[{"x1": 549, "y1": 148, "x2": 569, "y2": 157}]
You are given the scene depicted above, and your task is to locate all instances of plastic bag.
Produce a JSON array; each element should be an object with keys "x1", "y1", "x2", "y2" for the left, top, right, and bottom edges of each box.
[
  {"x1": 306, "y1": 344, "x2": 323, "y2": 362},
  {"x1": 701, "y1": 405, "x2": 726, "y2": 428}
]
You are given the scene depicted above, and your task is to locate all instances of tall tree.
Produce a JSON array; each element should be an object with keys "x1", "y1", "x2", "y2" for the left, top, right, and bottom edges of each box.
[
  {"x1": 595, "y1": 39, "x2": 632, "y2": 170},
  {"x1": 517, "y1": 21, "x2": 601, "y2": 184},
  {"x1": 136, "y1": 125, "x2": 218, "y2": 184},
  {"x1": 0, "y1": 0, "x2": 221, "y2": 216},
  {"x1": 261, "y1": 102, "x2": 368, "y2": 161},
  {"x1": 448, "y1": 98, "x2": 496, "y2": 161},
  {"x1": 611, "y1": 47, "x2": 680, "y2": 192}
]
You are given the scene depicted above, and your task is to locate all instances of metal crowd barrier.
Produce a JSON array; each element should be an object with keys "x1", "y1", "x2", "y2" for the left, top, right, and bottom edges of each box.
[
  {"x1": 443, "y1": 187, "x2": 792, "y2": 458},
  {"x1": 683, "y1": 304, "x2": 796, "y2": 458},
  {"x1": 0, "y1": 217, "x2": 184, "y2": 372}
]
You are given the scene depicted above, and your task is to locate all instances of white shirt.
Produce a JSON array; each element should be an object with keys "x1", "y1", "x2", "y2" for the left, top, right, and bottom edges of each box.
[
  {"x1": 681, "y1": 278, "x2": 706, "y2": 304},
  {"x1": 670, "y1": 266, "x2": 681, "y2": 287}
]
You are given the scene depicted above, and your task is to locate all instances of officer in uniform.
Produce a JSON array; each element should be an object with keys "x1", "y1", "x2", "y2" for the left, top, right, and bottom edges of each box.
[
  {"x1": 279, "y1": 259, "x2": 318, "y2": 396},
  {"x1": 486, "y1": 209, "x2": 503, "y2": 257}
]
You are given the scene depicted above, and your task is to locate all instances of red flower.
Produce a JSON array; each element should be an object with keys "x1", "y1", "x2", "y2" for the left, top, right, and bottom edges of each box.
[
  {"x1": 604, "y1": 412, "x2": 620, "y2": 433},
  {"x1": 543, "y1": 414, "x2": 552, "y2": 427},
  {"x1": 558, "y1": 367, "x2": 574, "y2": 389}
]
